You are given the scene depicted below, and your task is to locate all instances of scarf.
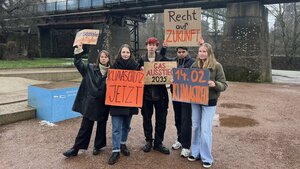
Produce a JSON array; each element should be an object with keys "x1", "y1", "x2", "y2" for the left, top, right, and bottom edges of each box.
[{"x1": 99, "y1": 64, "x2": 109, "y2": 76}]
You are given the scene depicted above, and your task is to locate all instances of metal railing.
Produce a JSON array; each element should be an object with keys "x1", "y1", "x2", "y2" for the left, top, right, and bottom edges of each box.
[
  {"x1": 30, "y1": 0, "x2": 105, "y2": 14},
  {"x1": 28, "y1": 0, "x2": 146, "y2": 14}
]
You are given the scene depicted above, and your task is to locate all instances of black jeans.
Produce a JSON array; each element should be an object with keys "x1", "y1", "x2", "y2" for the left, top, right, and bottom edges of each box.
[
  {"x1": 172, "y1": 101, "x2": 192, "y2": 149},
  {"x1": 73, "y1": 116, "x2": 108, "y2": 150},
  {"x1": 141, "y1": 99, "x2": 168, "y2": 146}
]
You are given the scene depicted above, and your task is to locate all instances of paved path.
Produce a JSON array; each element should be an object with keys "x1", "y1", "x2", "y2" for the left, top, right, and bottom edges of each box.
[
  {"x1": 0, "y1": 68, "x2": 299, "y2": 105},
  {"x1": 1, "y1": 81, "x2": 299, "y2": 169},
  {"x1": 272, "y1": 69, "x2": 300, "y2": 85},
  {"x1": 0, "y1": 68, "x2": 299, "y2": 169},
  {"x1": 0, "y1": 68, "x2": 77, "y2": 75}
]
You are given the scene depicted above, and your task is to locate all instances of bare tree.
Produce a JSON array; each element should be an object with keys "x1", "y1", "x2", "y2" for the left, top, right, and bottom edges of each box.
[
  {"x1": 268, "y1": 3, "x2": 300, "y2": 59},
  {"x1": 0, "y1": 0, "x2": 42, "y2": 59},
  {"x1": 139, "y1": 13, "x2": 164, "y2": 49},
  {"x1": 203, "y1": 8, "x2": 226, "y2": 51},
  {"x1": 291, "y1": 3, "x2": 300, "y2": 58},
  {"x1": 0, "y1": 0, "x2": 41, "y2": 33}
]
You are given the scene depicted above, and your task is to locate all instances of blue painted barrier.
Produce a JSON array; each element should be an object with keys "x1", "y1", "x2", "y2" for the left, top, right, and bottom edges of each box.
[{"x1": 28, "y1": 82, "x2": 81, "y2": 123}]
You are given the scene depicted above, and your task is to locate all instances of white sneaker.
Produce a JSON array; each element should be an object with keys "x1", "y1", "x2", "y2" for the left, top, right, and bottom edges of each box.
[
  {"x1": 171, "y1": 140, "x2": 182, "y2": 150},
  {"x1": 187, "y1": 155, "x2": 199, "y2": 162},
  {"x1": 202, "y1": 162, "x2": 212, "y2": 168},
  {"x1": 180, "y1": 148, "x2": 190, "y2": 157}
]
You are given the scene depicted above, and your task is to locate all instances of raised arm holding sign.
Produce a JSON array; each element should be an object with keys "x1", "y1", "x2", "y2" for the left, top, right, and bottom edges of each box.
[
  {"x1": 170, "y1": 46, "x2": 195, "y2": 155},
  {"x1": 63, "y1": 40, "x2": 111, "y2": 158},
  {"x1": 139, "y1": 37, "x2": 171, "y2": 155}
]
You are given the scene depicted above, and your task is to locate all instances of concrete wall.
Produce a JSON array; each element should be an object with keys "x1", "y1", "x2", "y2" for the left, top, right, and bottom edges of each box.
[
  {"x1": 89, "y1": 24, "x2": 131, "y2": 64},
  {"x1": 39, "y1": 28, "x2": 76, "y2": 58},
  {"x1": 220, "y1": 2, "x2": 272, "y2": 82},
  {"x1": 39, "y1": 22, "x2": 131, "y2": 63}
]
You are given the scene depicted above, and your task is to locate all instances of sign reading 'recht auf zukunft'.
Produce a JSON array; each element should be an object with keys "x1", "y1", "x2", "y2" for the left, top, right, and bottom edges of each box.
[{"x1": 164, "y1": 8, "x2": 202, "y2": 47}]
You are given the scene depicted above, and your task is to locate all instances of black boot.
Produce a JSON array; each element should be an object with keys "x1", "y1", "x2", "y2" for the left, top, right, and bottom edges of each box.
[
  {"x1": 92, "y1": 148, "x2": 100, "y2": 155},
  {"x1": 108, "y1": 152, "x2": 120, "y2": 165},
  {"x1": 153, "y1": 144, "x2": 170, "y2": 154},
  {"x1": 121, "y1": 144, "x2": 130, "y2": 156},
  {"x1": 63, "y1": 148, "x2": 79, "y2": 157},
  {"x1": 143, "y1": 141, "x2": 152, "y2": 152}
]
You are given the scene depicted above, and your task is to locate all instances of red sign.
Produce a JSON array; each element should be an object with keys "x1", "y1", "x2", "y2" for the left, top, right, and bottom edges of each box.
[{"x1": 105, "y1": 69, "x2": 144, "y2": 107}]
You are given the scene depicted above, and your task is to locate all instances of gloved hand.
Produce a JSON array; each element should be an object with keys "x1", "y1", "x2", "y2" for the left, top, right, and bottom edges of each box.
[{"x1": 74, "y1": 44, "x2": 83, "y2": 55}]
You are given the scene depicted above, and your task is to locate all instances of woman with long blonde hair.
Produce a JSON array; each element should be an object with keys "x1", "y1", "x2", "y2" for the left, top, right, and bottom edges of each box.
[{"x1": 188, "y1": 43, "x2": 228, "y2": 168}]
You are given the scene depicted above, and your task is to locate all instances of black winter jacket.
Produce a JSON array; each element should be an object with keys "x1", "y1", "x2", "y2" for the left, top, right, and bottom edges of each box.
[
  {"x1": 109, "y1": 57, "x2": 140, "y2": 116},
  {"x1": 175, "y1": 55, "x2": 195, "y2": 68},
  {"x1": 72, "y1": 53, "x2": 109, "y2": 121},
  {"x1": 139, "y1": 47, "x2": 170, "y2": 109}
]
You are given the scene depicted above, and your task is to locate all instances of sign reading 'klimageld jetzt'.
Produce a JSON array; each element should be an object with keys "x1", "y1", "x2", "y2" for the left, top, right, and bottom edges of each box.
[{"x1": 73, "y1": 29, "x2": 100, "y2": 47}]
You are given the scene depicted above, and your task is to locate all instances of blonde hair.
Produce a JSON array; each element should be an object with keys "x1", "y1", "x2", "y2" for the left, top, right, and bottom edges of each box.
[{"x1": 197, "y1": 43, "x2": 217, "y2": 70}]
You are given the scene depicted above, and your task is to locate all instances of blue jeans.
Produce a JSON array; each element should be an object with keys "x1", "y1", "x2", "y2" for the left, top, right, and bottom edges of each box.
[
  {"x1": 111, "y1": 115, "x2": 132, "y2": 152},
  {"x1": 190, "y1": 104, "x2": 216, "y2": 164}
]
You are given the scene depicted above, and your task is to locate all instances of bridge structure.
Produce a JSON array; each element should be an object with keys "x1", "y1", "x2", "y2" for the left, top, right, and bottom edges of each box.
[{"x1": 8, "y1": 0, "x2": 300, "y2": 82}]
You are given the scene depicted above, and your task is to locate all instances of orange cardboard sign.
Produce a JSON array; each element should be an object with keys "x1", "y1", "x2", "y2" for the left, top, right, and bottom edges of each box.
[
  {"x1": 73, "y1": 29, "x2": 100, "y2": 47},
  {"x1": 172, "y1": 68, "x2": 209, "y2": 105},
  {"x1": 105, "y1": 69, "x2": 144, "y2": 107},
  {"x1": 164, "y1": 8, "x2": 202, "y2": 47},
  {"x1": 144, "y1": 61, "x2": 177, "y2": 85}
]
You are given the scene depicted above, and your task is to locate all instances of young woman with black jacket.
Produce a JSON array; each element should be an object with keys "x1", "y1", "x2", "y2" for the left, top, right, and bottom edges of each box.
[{"x1": 63, "y1": 45, "x2": 110, "y2": 157}]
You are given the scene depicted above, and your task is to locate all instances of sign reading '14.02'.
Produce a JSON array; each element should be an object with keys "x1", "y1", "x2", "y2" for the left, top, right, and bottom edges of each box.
[{"x1": 172, "y1": 68, "x2": 210, "y2": 105}]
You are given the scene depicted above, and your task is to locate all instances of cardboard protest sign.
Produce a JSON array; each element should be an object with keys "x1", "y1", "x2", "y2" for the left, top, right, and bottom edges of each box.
[
  {"x1": 144, "y1": 61, "x2": 177, "y2": 85},
  {"x1": 172, "y1": 68, "x2": 209, "y2": 105},
  {"x1": 105, "y1": 69, "x2": 144, "y2": 107},
  {"x1": 73, "y1": 29, "x2": 100, "y2": 47},
  {"x1": 164, "y1": 8, "x2": 202, "y2": 47}
]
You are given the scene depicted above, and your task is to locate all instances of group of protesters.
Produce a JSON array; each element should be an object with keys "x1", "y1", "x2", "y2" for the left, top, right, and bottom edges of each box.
[{"x1": 62, "y1": 37, "x2": 227, "y2": 168}]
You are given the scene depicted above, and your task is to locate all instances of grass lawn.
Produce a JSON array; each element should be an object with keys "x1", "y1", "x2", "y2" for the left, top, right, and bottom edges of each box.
[{"x1": 0, "y1": 58, "x2": 76, "y2": 69}]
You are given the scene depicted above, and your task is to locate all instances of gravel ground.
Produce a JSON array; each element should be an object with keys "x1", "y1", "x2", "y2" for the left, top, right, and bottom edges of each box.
[{"x1": 0, "y1": 81, "x2": 299, "y2": 169}]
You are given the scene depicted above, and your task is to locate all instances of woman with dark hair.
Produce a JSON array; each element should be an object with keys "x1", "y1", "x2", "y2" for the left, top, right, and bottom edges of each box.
[
  {"x1": 108, "y1": 44, "x2": 140, "y2": 165},
  {"x1": 63, "y1": 45, "x2": 110, "y2": 157}
]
